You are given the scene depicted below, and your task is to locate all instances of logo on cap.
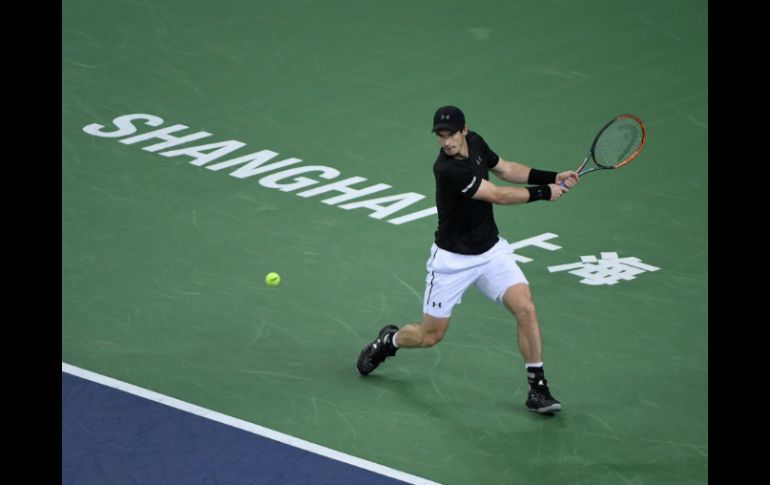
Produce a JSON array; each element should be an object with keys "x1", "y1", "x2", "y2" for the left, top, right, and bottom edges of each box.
[{"x1": 432, "y1": 105, "x2": 465, "y2": 133}]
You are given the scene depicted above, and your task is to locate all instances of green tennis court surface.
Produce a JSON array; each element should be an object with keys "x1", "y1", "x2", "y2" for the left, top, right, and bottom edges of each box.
[{"x1": 63, "y1": 1, "x2": 707, "y2": 483}]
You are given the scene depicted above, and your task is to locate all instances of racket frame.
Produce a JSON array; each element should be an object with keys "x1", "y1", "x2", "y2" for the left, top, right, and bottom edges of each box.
[{"x1": 575, "y1": 114, "x2": 646, "y2": 177}]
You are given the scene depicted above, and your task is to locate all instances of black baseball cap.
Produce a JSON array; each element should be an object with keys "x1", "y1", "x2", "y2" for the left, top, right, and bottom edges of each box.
[{"x1": 431, "y1": 105, "x2": 465, "y2": 133}]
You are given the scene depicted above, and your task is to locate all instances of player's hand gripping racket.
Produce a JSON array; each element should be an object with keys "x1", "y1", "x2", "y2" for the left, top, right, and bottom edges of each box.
[{"x1": 561, "y1": 114, "x2": 647, "y2": 187}]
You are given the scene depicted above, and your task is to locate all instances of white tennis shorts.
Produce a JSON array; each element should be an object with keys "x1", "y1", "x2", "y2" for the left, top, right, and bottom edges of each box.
[{"x1": 423, "y1": 237, "x2": 528, "y2": 318}]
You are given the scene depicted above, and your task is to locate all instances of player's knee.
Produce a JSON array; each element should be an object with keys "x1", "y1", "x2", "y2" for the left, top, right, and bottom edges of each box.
[
  {"x1": 422, "y1": 334, "x2": 441, "y2": 347},
  {"x1": 513, "y1": 300, "x2": 537, "y2": 321},
  {"x1": 421, "y1": 329, "x2": 444, "y2": 347}
]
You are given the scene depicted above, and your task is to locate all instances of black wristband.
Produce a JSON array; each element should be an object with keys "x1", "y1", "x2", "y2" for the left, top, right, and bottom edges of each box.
[
  {"x1": 526, "y1": 185, "x2": 551, "y2": 203},
  {"x1": 528, "y1": 168, "x2": 558, "y2": 185}
]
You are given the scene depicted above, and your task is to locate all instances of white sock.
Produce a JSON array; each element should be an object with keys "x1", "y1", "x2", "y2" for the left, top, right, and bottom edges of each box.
[
  {"x1": 525, "y1": 362, "x2": 543, "y2": 369},
  {"x1": 391, "y1": 331, "x2": 399, "y2": 348}
]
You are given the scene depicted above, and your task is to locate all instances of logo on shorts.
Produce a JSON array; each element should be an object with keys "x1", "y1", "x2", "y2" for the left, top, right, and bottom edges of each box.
[{"x1": 431, "y1": 301, "x2": 442, "y2": 308}]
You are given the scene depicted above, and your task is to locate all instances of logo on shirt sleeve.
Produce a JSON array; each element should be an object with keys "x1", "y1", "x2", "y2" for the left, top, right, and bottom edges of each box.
[{"x1": 461, "y1": 176, "x2": 477, "y2": 193}]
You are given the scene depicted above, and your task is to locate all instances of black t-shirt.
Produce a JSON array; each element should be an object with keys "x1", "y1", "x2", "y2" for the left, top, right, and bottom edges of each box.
[{"x1": 433, "y1": 131, "x2": 500, "y2": 255}]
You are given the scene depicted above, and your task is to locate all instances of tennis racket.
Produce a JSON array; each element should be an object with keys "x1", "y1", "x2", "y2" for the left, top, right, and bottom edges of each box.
[{"x1": 561, "y1": 114, "x2": 646, "y2": 187}]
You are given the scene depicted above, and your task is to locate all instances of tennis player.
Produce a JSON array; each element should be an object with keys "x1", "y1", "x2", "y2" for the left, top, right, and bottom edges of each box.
[{"x1": 357, "y1": 106, "x2": 579, "y2": 414}]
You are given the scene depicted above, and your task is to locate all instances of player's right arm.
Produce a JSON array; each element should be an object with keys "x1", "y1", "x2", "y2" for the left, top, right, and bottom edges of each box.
[{"x1": 472, "y1": 179, "x2": 564, "y2": 204}]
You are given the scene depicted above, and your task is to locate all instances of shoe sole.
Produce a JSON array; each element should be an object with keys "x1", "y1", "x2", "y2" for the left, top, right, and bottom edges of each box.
[
  {"x1": 356, "y1": 343, "x2": 375, "y2": 375},
  {"x1": 527, "y1": 403, "x2": 562, "y2": 413}
]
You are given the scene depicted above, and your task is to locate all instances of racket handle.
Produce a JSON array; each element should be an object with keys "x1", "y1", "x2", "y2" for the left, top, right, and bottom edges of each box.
[{"x1": 559, "y1": 180, "x2": 567, "y2": 188}]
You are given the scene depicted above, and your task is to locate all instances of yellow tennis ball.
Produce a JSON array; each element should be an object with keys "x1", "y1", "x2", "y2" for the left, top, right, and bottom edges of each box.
[{"x1": 265, "y1": 272, "x2": 281, "y2": 286}]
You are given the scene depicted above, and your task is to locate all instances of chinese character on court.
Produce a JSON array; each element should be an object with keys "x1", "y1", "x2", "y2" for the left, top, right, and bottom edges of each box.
[{"x1": 547, "y1": 252, "x2": 660, "y2": 286}]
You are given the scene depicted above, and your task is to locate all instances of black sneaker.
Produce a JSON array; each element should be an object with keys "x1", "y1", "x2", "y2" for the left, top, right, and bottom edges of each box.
[
  {"x1": 525, "y1": 379, "x2": 562, "y2": 413},
  {"x1": 357, "y1": 325, "x2": 399, "y2": 375}
]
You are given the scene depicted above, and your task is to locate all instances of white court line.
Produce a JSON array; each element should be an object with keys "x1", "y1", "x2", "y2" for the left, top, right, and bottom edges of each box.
[{"x1": 62, "y1": 362, "x2": 441, "y2": 485}]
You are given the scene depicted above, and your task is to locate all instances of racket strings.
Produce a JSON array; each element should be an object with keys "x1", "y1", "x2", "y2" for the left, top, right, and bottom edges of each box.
[{"x1": 593, "y1": 118, "x2": 644, "y2": 168}]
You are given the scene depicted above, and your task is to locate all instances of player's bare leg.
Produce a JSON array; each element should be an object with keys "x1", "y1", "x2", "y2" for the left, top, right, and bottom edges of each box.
[
  {"x1": 391, "y1": 314, "x2": 450, "y2": 348},
  {"x1": 356, "y1": 315, "x2": 449, "y2": 375},
  {"x1": 502, "y1": 283, "x2": 542, "y2": 363},
  {"x1": 502, "y1": 283, "x2": 561, "y2": 413}
]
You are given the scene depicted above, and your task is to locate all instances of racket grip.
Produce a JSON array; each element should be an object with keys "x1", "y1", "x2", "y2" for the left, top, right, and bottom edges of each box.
[{"x1": 559, "y1": 180, "x2": 566, "y2": 188}]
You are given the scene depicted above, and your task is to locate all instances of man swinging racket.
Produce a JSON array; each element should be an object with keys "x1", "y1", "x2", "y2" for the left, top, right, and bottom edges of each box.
[{"x1": 357, "y1": 105, "x2": 579, "y2": 414}]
